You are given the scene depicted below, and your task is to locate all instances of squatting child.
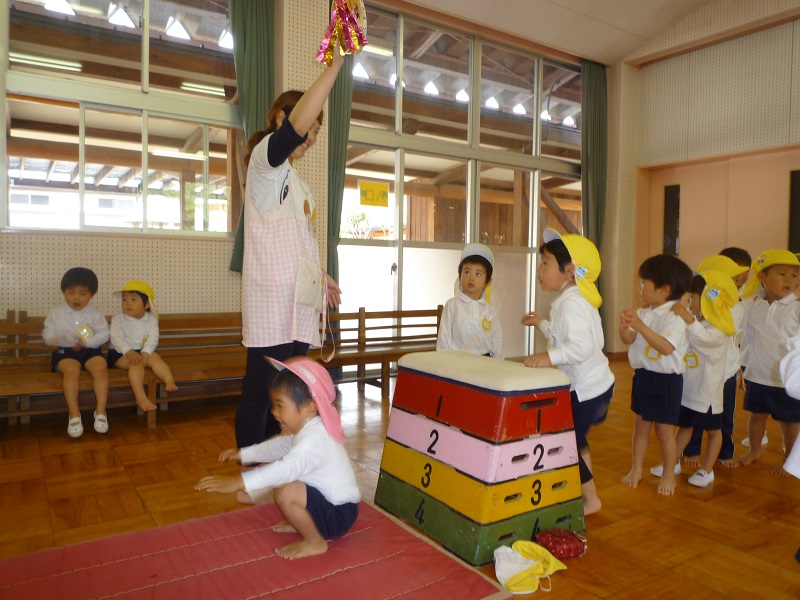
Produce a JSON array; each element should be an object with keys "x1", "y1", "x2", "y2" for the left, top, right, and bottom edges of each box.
[
  {"x1": 737, "y1": 249, "x2": 800, "y2": 474},
  {"x1": 108, "y1": 280, "x2": 178, "y2": 412},
  {"x1": 522, "y1": 229, "x2": 614, "y2": 515},
  {"x1": 42, "y1": 267, "x2": 110, "y2": 438},
  {"x1": 619, "y1": 254, "x2": 692, "y2": 495},
  {"x1": 664, "y1": 270, "x2": 738, "y2": 487},
  {"x1": 196, "y1": 357, "x2": 360, "y2": 560},
  {"x1": 437, "y1": 243, "x2": 503, "y2": 358}
]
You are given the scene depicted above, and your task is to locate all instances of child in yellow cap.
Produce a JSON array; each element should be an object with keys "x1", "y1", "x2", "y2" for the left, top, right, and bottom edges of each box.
[
  {"x1": 108, "y1": 280, "x2": 178, "y2": 412},
  {"x1": 437, "y1": 243, "x2": 503, "y2": 358},
  {"x1": 738, "y1": 250, "x2": 800, "y2": 474},
  {"x1": 682, "y1": 255, "x2": 750, "y2": 468},
  {"x1": 663, "y1": 270, "x2": 738, "y2": 487},
  {"x1": 523, "y1": 229, "x2": 614, "y2": 515}
]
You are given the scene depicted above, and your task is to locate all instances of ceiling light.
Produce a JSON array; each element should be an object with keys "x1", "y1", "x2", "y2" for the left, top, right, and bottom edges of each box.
[
  {"x1": 9, "y1": 51, "x2": 82, "y2": 72},
  {"x1": 166, "y1": 16, "x2": 191, "y2": 40},
  {"x1": 44, "y1": 0, "x2": 75, "y2": 15},
  {"x1": 218, "y1": 29, "x2": 233, "y2": 50},
  {"x1": 512, "y1": 103, "x2": 526, "y2": 115},
  {"x1": 363, "y1": 44, "x2": 394, "y2": 57},
  {"x1": 424, "y1": 81, "x2": 439, "y2": 95},
  {"x1": 541, "y1": 110, "x2": 552, "y2": 121},
  {"x1": 455, "y1": 89, "x2": 469, "y2": 102},
  {"x1": 108, "y1": 4, "x2": 136, "y2": 28},
  {"x1": 563, "y1": 115, "x2": 576, "y2": 127},
  {"x1": 180, "y1": 82, "x2": 226, "y2": 97},
  {"x1": 352, "y1": 62, "x2": 370, "y2": 80},
  {"x1": 485, "y1": 96, "x2": 499, "y2": 109}
]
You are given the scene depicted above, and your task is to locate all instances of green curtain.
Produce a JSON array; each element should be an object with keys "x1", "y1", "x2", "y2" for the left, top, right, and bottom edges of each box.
[
  {"x1": 580, "y1": 59, "x2": 608, "y2": 340},
  {"x1": 228, "y1": 0, "x2": 275, "y2": 272},
  {"x1": 326, "y1": 53, "x2": 354, "y2": 281}
]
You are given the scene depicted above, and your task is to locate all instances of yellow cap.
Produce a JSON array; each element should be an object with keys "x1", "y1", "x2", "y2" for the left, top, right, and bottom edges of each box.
[
  {"x1": 696, "y1": 270, "x2": 738, "y2": 336},
  {"x1": 741, "y1": 249, "x2": 800, "y2": 298},
  {"x1": 543, "y1": 228, "x2": 602, "y2": 308},
  {"x1": 696, "y1": 255, "x2": 749, "y2": 279},
  {"x1": 115, "y1": 280, "x2": 157, "y2": 316}
]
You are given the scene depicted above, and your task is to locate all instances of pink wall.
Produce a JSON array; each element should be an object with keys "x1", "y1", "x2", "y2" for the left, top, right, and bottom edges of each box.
[{"x1": 637, "y1": 146, "x2": 800, "y2": 271}]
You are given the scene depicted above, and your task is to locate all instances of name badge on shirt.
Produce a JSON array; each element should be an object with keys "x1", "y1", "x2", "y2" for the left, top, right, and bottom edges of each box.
[
  {"x1": 684, "y1": 352, "x2": 700, "y2": 369},
  {"x1": 644, "y1": 344, "x2": 661, "y2": 361},
  {"x1": 481, "y1": 317, "x2": 493, "y2": 332}
]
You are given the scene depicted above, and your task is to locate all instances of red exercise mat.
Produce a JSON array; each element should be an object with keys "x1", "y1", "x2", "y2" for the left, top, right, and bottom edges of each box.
[{"x1": 0, "y1": 501, "x2": 508, "y2": 600}]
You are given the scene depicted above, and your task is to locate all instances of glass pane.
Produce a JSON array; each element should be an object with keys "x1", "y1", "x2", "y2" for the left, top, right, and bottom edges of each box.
[
  {"x1": 480, "y1": 44, "x2": 536, "y2": 153},
  {"x1": 403, "y1": 152, "x2": 467, "y2": 243},
  {"x1": 84, "y1": 108, "x2": 143, "y2": 228},
  {"x1": 207, "y1": 125, "x2": 236, "y2": 232},
  {"x1": 337, "y1": 245, "x2": 397, "y2": 313},
  {"x1": 478, "y1": 164, "x2": 532, "y2": 248},
  {"x1": 149, "y1": 0, "x2": 235, "y2": 99},
  {"x1": 402, "y1": 20, "x2": 470, "y2": 143},
  {"x1": 146, "y1": 117, "x2": 207, "y2": 231},
  {"x1": 350, "y1": 7, "x2": 397, "y2": 131},
  {"x1": 539, "y1": 172, "x2": 582, "y2": 234},
  {"x1": 342, "y1": 145, "x2": 398, "y2": 240},
  {"x1": 541, "y1": 63, "x2": 581, "y2": 162},
  {"x1": 7, "y1": 95, "x2": 80, "y2": 229},
  {"x1": 9, "y1": 0, "x2": 142, "y2": 89},
  {"x1": 402, "y1": 247, "x2": 461, "y2": 311}
]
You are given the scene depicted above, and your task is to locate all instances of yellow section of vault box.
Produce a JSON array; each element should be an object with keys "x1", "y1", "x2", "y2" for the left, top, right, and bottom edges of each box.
[{"x1": 380, "y1": 438, "x2": 581, "y2": 524}]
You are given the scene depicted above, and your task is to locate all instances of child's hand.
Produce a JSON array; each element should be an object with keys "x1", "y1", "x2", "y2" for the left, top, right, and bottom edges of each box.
[
  {"x1": 521, "y1": 311, "x2": 543, "y2": 328},
  {"x1": 219, "y1": 448, "x2": 242, "y2": 464},
  {"x1": 621, "y1": 307, "x2": 640, "y2": 331},
  {"x1": 523, "y1": 353, "x2": 552, "y2": 368},
  {"x1": 195, "y1": 474, "x2": 244, "y2": 494},
  {"x1": 126, "y1": 349, "x2": 142, "y2": 364},
  {"x1": 671, "y1": 302, "x2": 695, "y2": 324}
]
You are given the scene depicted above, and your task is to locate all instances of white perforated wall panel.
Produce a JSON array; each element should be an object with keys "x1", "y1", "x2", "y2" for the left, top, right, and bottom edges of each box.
[
  {"x1": 639, "y1": 55, "x2": 690, "y2": 165},
  {"x1": 0, "y1": 233, "x2": 241, "y2": 317},
  {"x1": 791, "y1": 20, "x2": 800, "y2": 143}
]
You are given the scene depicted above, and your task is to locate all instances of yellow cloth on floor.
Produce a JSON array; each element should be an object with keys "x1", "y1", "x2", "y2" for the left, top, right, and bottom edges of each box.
[{"x1": 503, "y1": 541, "x2": 567, "y2": 593}]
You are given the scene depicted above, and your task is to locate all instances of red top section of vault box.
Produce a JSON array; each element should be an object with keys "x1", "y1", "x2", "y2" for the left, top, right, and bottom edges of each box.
[{"x1": 393, "y1": 351, "x2": 573, "y2": 443}]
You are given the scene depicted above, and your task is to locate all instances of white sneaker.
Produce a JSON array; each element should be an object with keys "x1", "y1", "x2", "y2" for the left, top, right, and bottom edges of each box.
[
  {"x1": 688, "y1": 469, "x2": 715, "y2": 487},
  {"x1": 650, "y1": 463, "x2": 681, "y2": 477},
  {"x1": 741, "y1": 434, "x2": 768, "y2": 448},
  {"x1": 67, "y1": 416, "x2": 83, "y2": 438}
]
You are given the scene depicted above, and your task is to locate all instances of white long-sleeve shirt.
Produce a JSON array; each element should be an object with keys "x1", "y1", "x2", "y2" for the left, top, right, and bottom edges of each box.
[
  {"x1": 437, "y1": 285, "x2": 503, "y2": 358},
  {"x1": 109, "y1": 311, "x2": 159, "y2": 355},
  {"x1": 628, "y1": 300, "x2": 688, "y2": 374},
  {"x1": 682, "y1": 319, "x2": 728, "y2": 414},
  {"x1": 240, "y1": 417, "x2": 360, "y2": 506},
  {"x1": 42, "y1": 303, "x2": 109, "y2": 349},
  {"x1": 538, "y1": 286, "x2": 614, "y2": 401},
  {"x1": 741, "y1": 293, "x2": 800, "y2": 387}
]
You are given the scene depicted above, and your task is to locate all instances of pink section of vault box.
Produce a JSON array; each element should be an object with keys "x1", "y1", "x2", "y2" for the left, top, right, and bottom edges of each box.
[{"x1": 386, "y1": 407, "x2": 579, "y2": 484}]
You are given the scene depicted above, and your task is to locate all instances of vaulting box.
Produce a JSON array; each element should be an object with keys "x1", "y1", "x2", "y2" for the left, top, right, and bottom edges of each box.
[
  {"x1": 386, "y1": 406, "x2": 579, "y2": 483},
  {"x1": 392, "y1": 351, "x2": 573, "y2": 442},
  {"x1": 380, "y1": 439, "x2": 581, "y2": 523},
  {"x1": 374, "y1": 471, "x2": 585, "y2": 566}
]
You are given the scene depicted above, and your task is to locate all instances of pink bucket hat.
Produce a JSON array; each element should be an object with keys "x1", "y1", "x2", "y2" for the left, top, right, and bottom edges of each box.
[{"x1": 268, "y1": 357, "x2": 344, "y2": 443}]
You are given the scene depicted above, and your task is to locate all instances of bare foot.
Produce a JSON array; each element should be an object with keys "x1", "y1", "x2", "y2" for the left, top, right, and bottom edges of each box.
[
  {"x1": 718, "y1": 458, "x2": 739, "y2": 469},
  {"x1": 165, "y1": 382, "x2": 179, "y2": 392},
  {"x1": 271, "y1": 520, "x2": 298, "y2": 533},
  {"x1": 770, "y1": 466, "x2": 792, "y2": 477},
  {"x1": 622, "y1": 469, "x2": 641, "y2": 488},
  {"x1": 737, "y1": 450, "x2": 761, "y2": 466},
  {"x1": 683, "y1": 455, "x2": 701, "y2": 468},
  {"x1": 136, "y1": 397, "x2": 157, "y2": 412},
  {"x1": 656, "y1": 475, "x2": 676, "y2": 496},
  {"x1": 276, "y1": 539, "x2": 328, "y2": 560},
  {"x1": 582, "y1": 495, "x2": 601, "y2": 516}
]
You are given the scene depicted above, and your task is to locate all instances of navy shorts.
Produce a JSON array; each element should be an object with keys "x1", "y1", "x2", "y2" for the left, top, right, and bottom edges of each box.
[
  {"x1": 107, "y1": 348, "x2": 142, "y2": 368},
  {"x1": 743, "y1": 380, "x2": 800, "y2": 423},
  {"x1": 571, "y1": 384, "x2": 614, "y2": 449},
  {"x1": 631, "y1": 369, "x2": 682, "y2": 425},
  {"x1": 305, "y1": 486, "x2": 358, "y2": 540},
  {"x1": 51, "y1": 347, "x2": 104, "y2": 372},
  {"x1": 677, "y1": 405, "x2": 722, "y2": 431}
]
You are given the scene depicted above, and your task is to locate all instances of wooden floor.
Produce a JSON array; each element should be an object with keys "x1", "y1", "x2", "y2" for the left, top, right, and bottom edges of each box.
[{"x1": 1, "y1": 359, "x2": 799, "y2": 599}]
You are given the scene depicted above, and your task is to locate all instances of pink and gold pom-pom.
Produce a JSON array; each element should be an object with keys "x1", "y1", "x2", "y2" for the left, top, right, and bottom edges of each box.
[{"x1": 316, "y1": 0, "x2": 368, "y2": 66}]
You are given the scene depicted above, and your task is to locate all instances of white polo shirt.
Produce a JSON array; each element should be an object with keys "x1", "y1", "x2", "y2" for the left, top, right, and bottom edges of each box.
[
  {"x1": 741, "y1": 293, "x2": 800, "y2": 387},
  {"x1": 627, "y1": 300, "x2": 687, "y2": 374},
  {"x1": 682, "y1": 319, "x2": 728, "y2": 414}
]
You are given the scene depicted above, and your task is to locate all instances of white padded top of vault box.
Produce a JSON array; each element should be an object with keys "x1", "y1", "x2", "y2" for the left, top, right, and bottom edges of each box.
[{"x1": 398, "y1": 351, "x2": 571, "y2": 392}]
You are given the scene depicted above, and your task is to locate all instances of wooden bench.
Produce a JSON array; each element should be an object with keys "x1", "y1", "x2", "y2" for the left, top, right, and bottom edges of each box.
[{"x1": 0, "y1": 306, "x2": 442, "y2": 427}]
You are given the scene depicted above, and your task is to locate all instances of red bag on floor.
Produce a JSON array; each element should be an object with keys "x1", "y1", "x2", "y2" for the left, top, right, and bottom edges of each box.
[{"x1": 535, "y1": 528, "x2": 587, "y2": 559}]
